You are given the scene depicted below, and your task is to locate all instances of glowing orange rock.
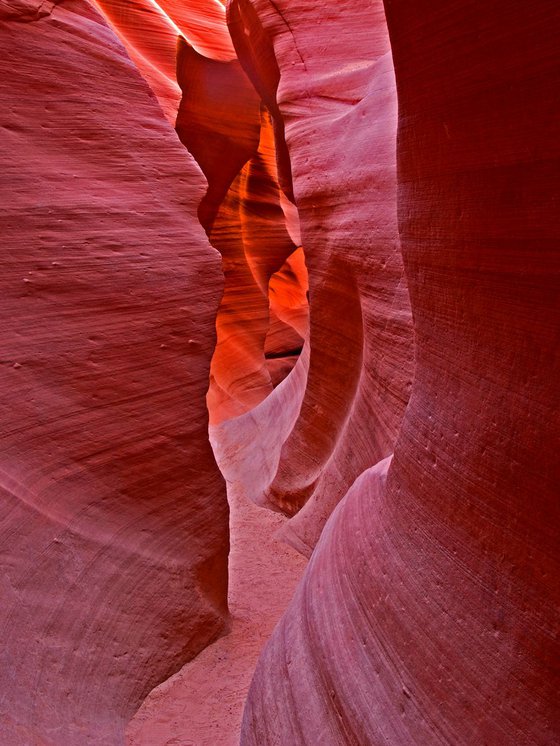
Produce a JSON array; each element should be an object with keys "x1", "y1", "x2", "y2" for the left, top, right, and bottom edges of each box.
[
  {"x1": 93, "y1": 0, "x2": 235, "y2": 121},
  {"x1": 173, "y1": 37, "x2": 307, "y2": 424}
]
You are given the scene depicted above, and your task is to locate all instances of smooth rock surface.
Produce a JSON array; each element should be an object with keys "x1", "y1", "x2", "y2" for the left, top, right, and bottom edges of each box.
[
  {"x1": 0, "y1": 1, "x2": 228, "y2": 742},
  {"x1": 227, "y1": 0, "x2": 414, "y2": 553},
  {"x1": 4, "y1": 0, "x2": 558, "y2": 744},
  {"x1": 241, "y1": 0, "x2": 560, "y2": 743},
  {"x1": 93, "y1": 0, "x2": 235, "y2": 121},
  {"x1": 173, "y1": 37, "x2": 308, "y2": 424}
]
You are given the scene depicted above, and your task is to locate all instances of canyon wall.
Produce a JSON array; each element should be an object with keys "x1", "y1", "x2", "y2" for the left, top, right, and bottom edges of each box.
[
  {"x1": 93, "y1": 0, "x2": 235, "y2": 120},
  {"x1": 0, "y1": 1, "x2": 228, "y2": 742},
  {"x1": 91, "y1": 0, "x2": 410, "y2": 561},
  {"x1": 1, "y1": 0, "x2": 558, "y2": 743},
  {"x1": 214, "y1": 0, "x2": 414, "y2": 557},
  {"x1": 241, "y1": 0, "x2": 560, "y2": 743},
  {"x1": 173, "y1": 39, "x2": 305, "y2": 423}
]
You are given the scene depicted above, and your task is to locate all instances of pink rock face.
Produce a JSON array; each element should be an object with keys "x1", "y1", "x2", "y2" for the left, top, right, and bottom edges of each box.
[
  {"x1": 125, "y1": 453, "x2": 307, "y2": 746},
  {"x1": 0, "y1": 1, "x2": 228, "y2": 743},
  {"x1": 241, "y1": 0, "x2": 560, "y2": 744},
  {"x1": 225, "y1": 0, "x2": 414, "y2": 554}
]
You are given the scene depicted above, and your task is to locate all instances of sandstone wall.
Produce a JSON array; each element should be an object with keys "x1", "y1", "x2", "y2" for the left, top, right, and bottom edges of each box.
[
  {"x1": 241, "y1": 0, "x2": 560, "y2": 743},
  {"x1": 0, "y1": 1, "x2": 228, "y2": 741}
]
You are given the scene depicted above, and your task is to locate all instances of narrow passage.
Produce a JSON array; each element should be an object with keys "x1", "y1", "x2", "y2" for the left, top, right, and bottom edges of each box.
[{"x1": 126, "y1": 467, "x2": 307, "y2": 745}]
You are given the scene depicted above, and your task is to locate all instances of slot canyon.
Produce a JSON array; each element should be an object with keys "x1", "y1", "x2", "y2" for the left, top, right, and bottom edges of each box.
[{"x1": 0, "y1": 0, "x2": 558, "y2": 744}]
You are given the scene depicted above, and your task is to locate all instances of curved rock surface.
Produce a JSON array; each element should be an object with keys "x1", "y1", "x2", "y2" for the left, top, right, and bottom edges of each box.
[
  {"x1": 94, "y1": 0, "x2": 235, "y2": 121},
  {"x1": 0, "y1": 1, "x2": 228, "y2": 742},
  {"x1": 242, "y1": 0, "x2": 560, "y2": 743},
  {"x1": 126, "y1": 442, "x2": 307, "y2": 746},
  {"x1": 173, "y1": 36, "x2": 308, "y2": 424},
  {"x1": 223, "y1": 0, "x2": 413, "y2": 554},
  {"x1": 3, "y1": 0, "x2": 558, "y2": 743}
]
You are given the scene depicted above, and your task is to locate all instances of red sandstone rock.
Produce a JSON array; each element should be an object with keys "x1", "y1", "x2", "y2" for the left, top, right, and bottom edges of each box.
[
  {"x1": 93, "y1": 0, "x2": 235, "y2": 121},
  {"x1": 225, "y1": 0, "x2": 413, "y2": 553},
  {"x1": 175, "y1": 38, "x2": 261, "y2": 231},
  {"x1": 172, "y1": 37, "x2": 308, "y2": 424},
  {"x1": 241, "y1": 0, "x2": 560, "y2": 743},
  {"x1": 0, "y1": 2, "x2": 228, "y2": 742},
  {"x1": 125, "y1": 455, "x2": 307, "y2": 746},
  {"x1": 4, "y1": 0, "x2": 559, "y2": 743},
  {"x1": 97, "y1": 0, "x2": 313, "y2": 476}
]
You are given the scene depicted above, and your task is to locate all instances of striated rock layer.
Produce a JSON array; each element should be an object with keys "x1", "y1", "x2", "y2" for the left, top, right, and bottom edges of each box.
[
  {"x1": 0, "y1": 1, "x2": 228, "y2": 743},
  {"x1": 242, "y1": 0, "x2": 560, "y2": 744},
  {"x1": 173, "y1": 34, "x2": 308, "y2": 424},
  {"x1": 95, "y1": 0, "x2": 399, "y2": 559},
  {"x1": 221, "y1": 0, "x2": 414, "y2": 555},
  {"x1": 3, "y1": 0, "x2": 558, "y2": 743},
  {"x1": 125, "y1": 447, "x2": 307, "y2": 746},
  {"x1": 93, "y1": 0, "x2": 236, "y2": 121}
]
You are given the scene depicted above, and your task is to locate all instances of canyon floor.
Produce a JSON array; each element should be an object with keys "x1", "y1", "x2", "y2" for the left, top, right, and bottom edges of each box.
[{"x1": 126, "y1": 461, "x2": 307, "y2": 746}]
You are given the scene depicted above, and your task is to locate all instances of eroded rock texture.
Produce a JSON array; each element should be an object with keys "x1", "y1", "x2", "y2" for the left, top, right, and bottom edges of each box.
[
  {"x1": 93, "y1": 0, "x2": 235, "y2": 121},
  {"x1": 3, "y1": 0, "x2": 558, "y2": 743},
  {"x1": 174, "y1": 40, "x2": 306, "y2": 423},
  {"x1": 217, "y1": 0, "x2": 413, "y2": 557},
  {"x1": 171, "y1": 33, "x2": 309, "y2": 430},
  {"x1": 96, "y1": 0, "x2": 401, "y2": 561},
  {"x1": 242, "y1": 0, "x2": 560, "y2": 744},
  {"x1": 0, "y1": 1, "x2": 228, "y2": 742}
]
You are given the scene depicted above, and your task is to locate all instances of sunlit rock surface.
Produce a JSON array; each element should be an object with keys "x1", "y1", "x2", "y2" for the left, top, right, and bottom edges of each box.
[
  {"x1": 2, "y1": 0, "x2": 558, "y2": 743},
  {"x1": 0, "y1": 1, "x2": 228, "y2": 742},
  {"x1": 224, "y1": 0, "x2": 414, "y2": 555},
  {"x1": 174, "y1": 40, "x2": 306, "y2": 423},
  {"x1": 94, "y1": 0, "x2": 235, "y2": 121}
]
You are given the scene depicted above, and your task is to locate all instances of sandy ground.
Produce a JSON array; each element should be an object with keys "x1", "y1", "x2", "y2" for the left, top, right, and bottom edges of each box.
[{"x1": 126, "y1": 479, "x2": 307, "y2": 746}]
